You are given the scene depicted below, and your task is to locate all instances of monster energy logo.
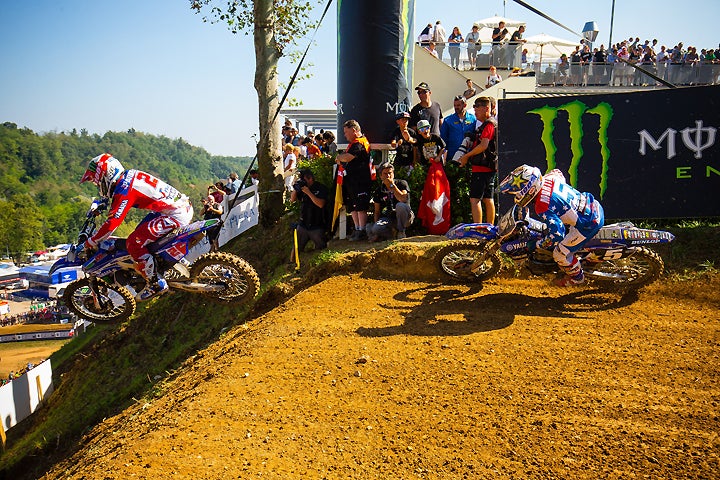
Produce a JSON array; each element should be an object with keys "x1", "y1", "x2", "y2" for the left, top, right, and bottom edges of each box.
[{"x1": 528, "y1": 100, "x2": 614, "y2": 199}]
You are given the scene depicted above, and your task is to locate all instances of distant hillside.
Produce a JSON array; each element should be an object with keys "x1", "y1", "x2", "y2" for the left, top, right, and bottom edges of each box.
[{"x1": 0, "y1": 121, "x2": 253, "y2": 262}]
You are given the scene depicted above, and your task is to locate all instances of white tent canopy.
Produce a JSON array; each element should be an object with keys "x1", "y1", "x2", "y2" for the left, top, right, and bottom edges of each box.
[
  {"x1": 524, "y1": 33, "x2": 579, "y2": 63},
  {"x1": 473, "y1": 16, "x2": 526, "y2": 29}
]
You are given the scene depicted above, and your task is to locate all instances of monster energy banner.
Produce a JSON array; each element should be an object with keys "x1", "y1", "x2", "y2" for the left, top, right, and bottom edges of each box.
[
  {"x1": 499, "y1": 85, "x2": 720, "y2": 219},
  {"x1": 337, "y1": 0, "x2": 415, "y2": 142}
]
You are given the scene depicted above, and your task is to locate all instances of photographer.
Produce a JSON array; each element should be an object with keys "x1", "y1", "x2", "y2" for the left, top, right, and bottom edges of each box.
[
  {"x1": 201, "y1": 193, "x2": 223, "y2": 252},
  {"x1": 289, "y1": 169, "x2": 329, "y2": 262}
]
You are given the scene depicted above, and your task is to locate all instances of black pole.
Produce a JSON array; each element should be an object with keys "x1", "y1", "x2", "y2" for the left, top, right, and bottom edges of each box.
[{"x1": 608, "y1": 0, "x2": 615, "y2": 47}]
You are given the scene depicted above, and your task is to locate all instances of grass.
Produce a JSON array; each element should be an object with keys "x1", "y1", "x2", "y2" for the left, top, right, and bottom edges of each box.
[{"x1": 1, "y1": 218, "x2": 718, "y2": 478}]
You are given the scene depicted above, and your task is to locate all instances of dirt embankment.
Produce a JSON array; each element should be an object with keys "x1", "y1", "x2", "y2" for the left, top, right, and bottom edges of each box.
[{"x1": 38, "y1": 240, "x2": 719, "y2": 479}]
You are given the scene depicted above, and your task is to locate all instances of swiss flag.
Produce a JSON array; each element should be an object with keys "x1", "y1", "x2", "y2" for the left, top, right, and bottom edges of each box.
[{"x1": 417, "y1": 161, "x2": 451, "y2": 235}]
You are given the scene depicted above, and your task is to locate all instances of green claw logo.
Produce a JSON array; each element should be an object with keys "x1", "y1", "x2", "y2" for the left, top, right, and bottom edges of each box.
[{"x1": 528, "y1": 100, "x2": 614, "y2": 199}]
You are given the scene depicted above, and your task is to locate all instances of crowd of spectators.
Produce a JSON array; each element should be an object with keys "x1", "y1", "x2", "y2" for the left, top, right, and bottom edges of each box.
[
  {"x1": 1, "y1": 360, "x2": 47, "y2": 386},
  {"x1": 415, "y1": 17, "x2": 719, "y2": 87},
  {"x1": 548, "y1": 38, "x2": 720, "y2": 87},
  {"x1": 0, "y1": 299, "x2": 67, "y2": 327}
]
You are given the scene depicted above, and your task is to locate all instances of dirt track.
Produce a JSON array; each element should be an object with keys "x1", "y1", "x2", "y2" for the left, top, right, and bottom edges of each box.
[{"x1": 43, "y1": 265, "x2": 719, "y2": 479}]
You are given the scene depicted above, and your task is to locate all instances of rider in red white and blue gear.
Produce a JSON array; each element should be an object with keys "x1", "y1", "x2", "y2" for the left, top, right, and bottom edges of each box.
[
  {"x1": 499, "y1": 165, "x2": 604, "y2": 286},
  {"x1": 80, "y1": 153, "x2": 194, "y2": 299}
]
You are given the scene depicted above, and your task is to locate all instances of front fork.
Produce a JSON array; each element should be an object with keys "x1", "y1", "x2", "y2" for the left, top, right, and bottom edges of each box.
[{"x1": 470, "y1": 240, "x2": 501, "y2": 273}]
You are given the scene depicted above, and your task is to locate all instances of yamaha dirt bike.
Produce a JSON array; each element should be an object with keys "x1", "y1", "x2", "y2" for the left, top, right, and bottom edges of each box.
[
  {"x1": 435, "y1": 205, "x2": 674, "y2": 288},
  {"x1": 50, "y1": 199, "x2": 260, "y2": 323}
]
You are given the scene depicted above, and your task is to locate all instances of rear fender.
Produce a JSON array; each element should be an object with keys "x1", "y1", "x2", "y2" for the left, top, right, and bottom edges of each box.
[{"x1": 151, "y1": 219, "x2": 217, "y2": 263}]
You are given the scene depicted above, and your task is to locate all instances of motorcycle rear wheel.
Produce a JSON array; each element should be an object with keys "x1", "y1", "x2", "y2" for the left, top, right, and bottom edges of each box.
[
  {"x1": 435, "y1": 240, "x2": 502, "y2": 282},
  {"x1": 63, "y1": 278, "x2": 136, "y2": 323},
  {"x1": 189, "y1": 252, "x2": 260, "y2": 303},
  {"x1": 586, "y1": 246, "x2": 664, "y2": 289}
]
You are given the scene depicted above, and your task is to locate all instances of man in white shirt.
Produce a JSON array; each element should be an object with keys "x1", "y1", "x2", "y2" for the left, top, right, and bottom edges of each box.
[{"x1": 432, "y1": 20, "x2": 447, "y2": 62}]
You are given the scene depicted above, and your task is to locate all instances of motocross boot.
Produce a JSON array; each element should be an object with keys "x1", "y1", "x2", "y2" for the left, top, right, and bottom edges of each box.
[{"x1": 137, "y1": 277, "x2": 168, "y2": 301}]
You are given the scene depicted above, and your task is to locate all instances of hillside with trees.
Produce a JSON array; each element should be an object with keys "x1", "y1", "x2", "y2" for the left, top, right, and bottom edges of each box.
[{"x1": 0, "y1": 121, "x2": 252, "y2": 263}]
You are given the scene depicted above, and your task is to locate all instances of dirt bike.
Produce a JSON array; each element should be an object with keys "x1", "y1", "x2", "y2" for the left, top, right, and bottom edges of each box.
[
  {"x1": 50, "y1": 199, "x2": 260, "y2": 323},
  {"x1": 435, "y1": 205, "x2": 675, "y2": 288}
]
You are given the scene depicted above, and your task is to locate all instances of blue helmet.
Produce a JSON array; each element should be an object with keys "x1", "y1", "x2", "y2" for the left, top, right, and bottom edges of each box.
[{"x1": 498, "y1": 164, "x2": 543, "y2": 207}]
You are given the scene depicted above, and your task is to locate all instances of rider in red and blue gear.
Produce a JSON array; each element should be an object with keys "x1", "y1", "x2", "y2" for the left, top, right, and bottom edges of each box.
[
  {"x1": 499, "y1": 165, "x2": 604, "y2": 286},
  {"x1": 81, "y1": 153, "x2": 194, "y2": 300}
]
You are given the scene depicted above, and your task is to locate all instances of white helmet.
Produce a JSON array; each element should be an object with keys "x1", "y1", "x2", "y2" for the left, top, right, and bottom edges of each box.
[
  {"x1": 81, "y1": 154, "x2": 125, "y2": 197},
  {"x1": 498, "y1": 164, "x2": 543, "y2": 207}
]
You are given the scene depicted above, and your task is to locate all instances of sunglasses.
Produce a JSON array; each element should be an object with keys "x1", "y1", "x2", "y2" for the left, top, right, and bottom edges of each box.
[
  {"x1": 417, "y1": 90, "x2": 429, "y2": 94},
  {"x1": 418, "y1": 126, "x2": 430, "y2": 131}
]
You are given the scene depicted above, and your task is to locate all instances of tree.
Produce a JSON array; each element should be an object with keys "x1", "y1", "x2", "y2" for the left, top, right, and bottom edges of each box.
[{"x1": 190, "y1": 0, "x2": 319, "y2": 227}]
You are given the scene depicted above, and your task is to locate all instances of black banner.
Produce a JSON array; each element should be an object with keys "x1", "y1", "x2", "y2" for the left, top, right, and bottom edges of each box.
[
  {"x1": 337, "y1": 0, "x2": 415, "y2": 142},
  {"x1": 499, "y1": 85, "x2": 720, "y2": 218}
]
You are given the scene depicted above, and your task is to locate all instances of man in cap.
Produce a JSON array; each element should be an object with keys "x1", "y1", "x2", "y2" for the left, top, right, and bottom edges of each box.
[
  {"x1": 409, "y1": 82, "x2": 443, "y2": 136},
  {"x1": 389, "y1": 111, "x2": 417, "y2": 175}
]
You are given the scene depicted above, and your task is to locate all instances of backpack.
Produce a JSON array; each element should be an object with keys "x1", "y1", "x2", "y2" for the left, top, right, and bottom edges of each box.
[{"x1": 468, "y1": 118, "x2": 498, "y2": 171}]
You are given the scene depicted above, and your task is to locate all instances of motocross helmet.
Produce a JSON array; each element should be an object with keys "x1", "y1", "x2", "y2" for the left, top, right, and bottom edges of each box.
[
  {"x1": 498, "y1": 164, "x2": 543, "y2": 208},
  {"x1": 81, "y1": 153, "x2": 125, "y2": 198}
]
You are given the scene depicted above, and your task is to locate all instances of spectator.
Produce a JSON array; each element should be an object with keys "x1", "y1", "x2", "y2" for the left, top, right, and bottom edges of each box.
[
  {"x1": 246, "y1": 169, "x2": 259, "y2": 187},
  {"x1": 282, "y1": 143, "x2": 297, "y2": 198},
  {"x1": 227, "y1": 172, "x2": 241, "y2": 194},
  {"x1": 426, "y1": 41, "x2": 439, "y2": 58},
  {"x1": 322, "y1": 131, "x2": 338, "y2": 156},
  {"x1": 440, "y1": 95, "x2": 476, "y2": 161},
  {"x1": 432, "y1": 20, "x2": 447, "y2": 61},
  {"x1": 302, "y1": 136, "x2": 322, "y2": 158},
  {"x1": 462, "y1": 78, "x2": 477, "y2": 100},
  {"x1": 410, "y1": 82, "x2": 443, "y2": 136},
  {"x1": 389, "y1": 111, "x2": 417, "y2": 177},
  {"x1": 507, "y1": 25, "x2": 526, "y2": 69},
  {"x1": 367, "y1": 163, "x2": 414, "y2": 242},
  {"x1": 457, "y1": 97, "x2": 498, "y2": 224},
  {"x1": 336, "y1": 119, "x2": 373, "y2": 241},
  {"x1": 414, "y1": 119, "x2": 446, "y2": 167},
  {"x1": 289, "y1": 169, "x2": 329, "y2": 261},
  {"x1": 418, "y1": 23, "x2": 432, "y2": 47},
  {"x1": 466, "y1": 24, "x2": 481, "y2": 69},
  {"x1": 491, "y1": 21, "x2": 508, "y2": 66},
  {"x1": 485, "y1": 66, "x2": 502, "y2": 88},
  {"x1": 447, "y1": 26, "x2": 463, "y2": 69},
  {"x1": 200, "y1": 194, "x2": 223, "y2": 252},
  {"x1": 556, "y1": 53, "x2": 570, "y2": 85},
  {"x1": 209, "y1": 183, "x2": 226, "y2": 203}
]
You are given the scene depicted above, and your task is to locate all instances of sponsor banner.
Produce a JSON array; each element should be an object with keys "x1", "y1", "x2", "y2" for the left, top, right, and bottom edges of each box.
[
  {"x1": 185, "y1": 184, "x2": 259, "y2": 262},
  {"x1": 499, "y1": 85, "x2": 720, "y2": 218}
]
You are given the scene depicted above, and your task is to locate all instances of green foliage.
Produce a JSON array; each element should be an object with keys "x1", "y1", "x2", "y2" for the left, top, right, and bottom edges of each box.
[{"x1": 0, "y1": 122, "x2": 253, "y2": 259}]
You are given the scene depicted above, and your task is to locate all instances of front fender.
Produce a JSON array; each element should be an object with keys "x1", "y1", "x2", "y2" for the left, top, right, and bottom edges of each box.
[
  {"x1": 445, "y1": 223, "x2": 498, "y2": 241},
  {"x1": 49, "y1": 256, "x2": 84, "y2": 276}
]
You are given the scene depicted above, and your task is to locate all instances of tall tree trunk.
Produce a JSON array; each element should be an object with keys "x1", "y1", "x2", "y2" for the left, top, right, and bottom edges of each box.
[{"x1": 253, "y1": 0, "x2": 284, "y2": 227}]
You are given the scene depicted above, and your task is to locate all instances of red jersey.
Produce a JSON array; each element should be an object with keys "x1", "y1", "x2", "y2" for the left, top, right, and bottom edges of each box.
[{"x1": 88, "y1": 169, "x2": 191, "y2": 247}]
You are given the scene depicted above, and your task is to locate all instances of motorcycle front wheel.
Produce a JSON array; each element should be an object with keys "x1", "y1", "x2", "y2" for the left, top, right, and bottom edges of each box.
[
  {"x1": 63, "y1": 278, "x2": 136, "y2": 323},
  {"x1": 435, "y1": 240, "x2": 502, "y2": 282},
  {"x1": 189, "y1": 252, "x2": 260, "y2": 303}
]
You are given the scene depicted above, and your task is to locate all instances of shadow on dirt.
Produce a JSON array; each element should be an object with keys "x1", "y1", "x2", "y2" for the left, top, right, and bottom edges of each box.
[{"x1": 357, "y1": 283, "x2": 640, "y2": 337}]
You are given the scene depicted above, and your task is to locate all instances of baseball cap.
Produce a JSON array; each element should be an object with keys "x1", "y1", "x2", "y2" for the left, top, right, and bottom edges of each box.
[
  {"x1": 395, "y1": 111, "x2": 410, "y2": 120},
  {"x1": 415, "y1": 82, "x2": 430, "y2": 91},
  {"x1": 417, "y1": 119, "x2": 431, "y2": 130}
]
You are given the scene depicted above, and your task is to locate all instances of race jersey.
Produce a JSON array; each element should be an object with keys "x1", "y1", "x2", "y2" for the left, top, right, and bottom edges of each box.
[
  {"x1": 88, "y1": 169, "x2": 191, "y2": 247},
  {"x1": 533, "y1": 170, "x2": 603, "y2": 243}
]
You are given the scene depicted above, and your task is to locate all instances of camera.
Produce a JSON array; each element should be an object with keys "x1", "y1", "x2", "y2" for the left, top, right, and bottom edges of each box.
[{"x1": 293, "y1": 179, "x2": 307, "y2": 193}]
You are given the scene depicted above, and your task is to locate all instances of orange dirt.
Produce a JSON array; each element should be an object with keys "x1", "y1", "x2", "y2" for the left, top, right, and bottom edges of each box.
[{"x1": 41, "y1": 265, "x2": 719, "y2": 479}]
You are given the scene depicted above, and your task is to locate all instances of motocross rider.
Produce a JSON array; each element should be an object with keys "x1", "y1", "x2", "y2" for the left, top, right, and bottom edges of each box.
[
  {"x1": 80, "y1": 153, "x2": 194, "y2": 300},
  {"x1": 498, "y1": 164, "x2": 605, "y2": 286}
]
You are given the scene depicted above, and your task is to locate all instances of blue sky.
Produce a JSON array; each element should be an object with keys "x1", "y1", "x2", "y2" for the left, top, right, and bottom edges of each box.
[{"x1": 1, "y1": 0, "x2": 717, "y2": 157}]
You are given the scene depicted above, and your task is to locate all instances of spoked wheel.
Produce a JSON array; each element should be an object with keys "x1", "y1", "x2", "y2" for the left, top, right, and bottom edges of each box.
[
  {"x1": 435, "y1": 240, "x2": 502, "y2": 282},
  {"x1": 63, "y1": 278, "x2": 136, "y2": 323},
  {"x1": 585, "y1": 247, "x2": 665, "y2": 289},
  {"x1": 189, "y1": 252, "x2": 260, "y2": 303}
]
